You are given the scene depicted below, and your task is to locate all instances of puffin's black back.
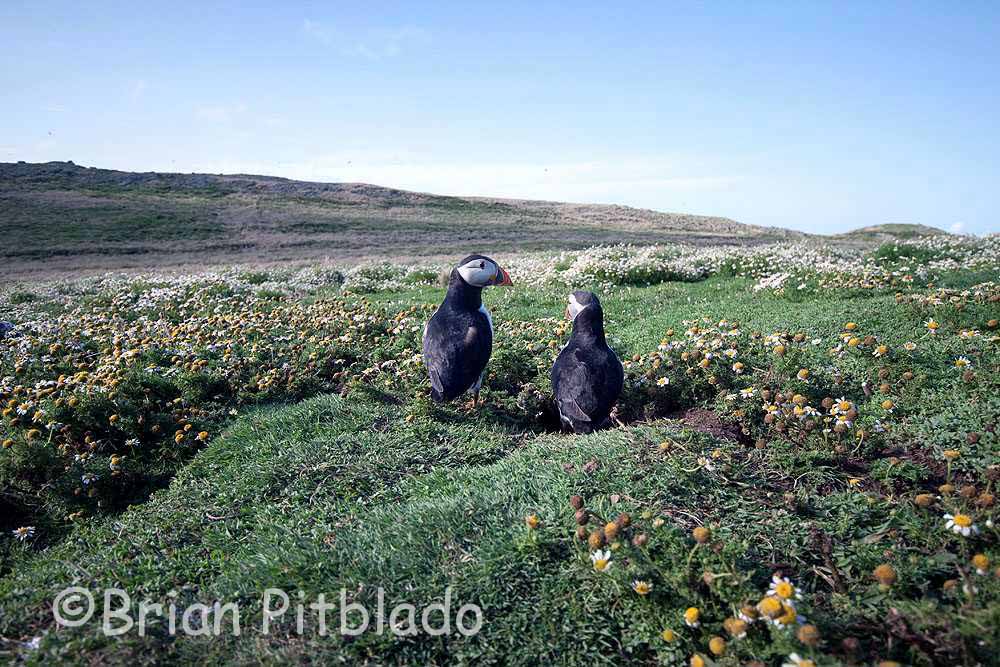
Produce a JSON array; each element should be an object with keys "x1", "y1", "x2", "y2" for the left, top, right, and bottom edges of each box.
[
  {"x1": 551, "y1": 292, "x2": 624, "y2": 433},
  {"x1": 422, "y1": 256, "x2": 495, "y2": 401}
]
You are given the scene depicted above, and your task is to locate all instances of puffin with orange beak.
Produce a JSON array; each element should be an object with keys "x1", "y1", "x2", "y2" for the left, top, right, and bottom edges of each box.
[
  {"x1": 551, "y1": 291, "x2": 624, "y2": 433},
  {"x1": 423, "y1": 254, "x2": 513, "y2": 406}
]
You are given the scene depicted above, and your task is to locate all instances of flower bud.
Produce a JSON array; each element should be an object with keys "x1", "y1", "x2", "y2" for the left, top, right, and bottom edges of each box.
[
  {"x1": 604, "y1": 522, "x2": 619, "y2": 540},
  {"x1": 588, "y1": 530, "x2": 605, "y2": 550},
  {"x1": 797, "y1": 623, "x2": 820, "y2": 646},
  {"x1": 873, "y1": 563, "x2": 896, "y2": 586}
]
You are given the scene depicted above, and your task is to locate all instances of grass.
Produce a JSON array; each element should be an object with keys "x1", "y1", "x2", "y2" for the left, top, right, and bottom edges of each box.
[{"x1": 1, "y1": 261, "x2": 998, "y2": 665}]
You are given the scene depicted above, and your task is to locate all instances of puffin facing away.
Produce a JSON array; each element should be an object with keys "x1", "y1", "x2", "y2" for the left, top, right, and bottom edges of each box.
[
  {"x1": 551, "y1": 291, "x2": 624, "y2": 434},
  {"x1": 423, "y1": 254, "x2": 513, "y2": 405}
]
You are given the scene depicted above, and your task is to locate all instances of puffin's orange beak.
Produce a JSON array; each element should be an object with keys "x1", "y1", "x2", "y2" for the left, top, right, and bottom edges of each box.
[{"x1": 495, "y1": 267, "x2": 513, "y2": 286}]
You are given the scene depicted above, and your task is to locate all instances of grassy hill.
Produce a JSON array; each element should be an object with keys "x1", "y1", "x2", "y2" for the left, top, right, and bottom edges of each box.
[
  {"x1": 835, "y1": 223, "x2": 950, "y2": 243},
  {"x1": 1, "y1": 161, "x2": 805, "y2": 278}
]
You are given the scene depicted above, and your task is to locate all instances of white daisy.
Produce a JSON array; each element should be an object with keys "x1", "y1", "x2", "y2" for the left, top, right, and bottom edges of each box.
[
  {"x1": 944, "y1": 513, "x2": 979, "y2": 537},
  {"x1": 783, "y1": 653, "x2": 817, "y2": 667},
  {"x1": 590, "y1": 549, "x2": 613, "y2": 572},
  {"x1": 13, "y1": 526, "x2": 35, "y2": 541},
  {"x1": 768, "y1": 574, "x2": 803, "y2": 601}
]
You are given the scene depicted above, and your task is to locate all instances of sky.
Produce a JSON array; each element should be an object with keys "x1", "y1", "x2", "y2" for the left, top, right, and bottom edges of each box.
[{"x1": 2, "y1": 1, "x2": 999, "y2": 235}]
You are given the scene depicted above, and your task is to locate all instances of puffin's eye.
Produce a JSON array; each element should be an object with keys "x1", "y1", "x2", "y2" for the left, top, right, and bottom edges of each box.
[{"x1": 479, "y1": 261, "x2": 485, "y2": 269}]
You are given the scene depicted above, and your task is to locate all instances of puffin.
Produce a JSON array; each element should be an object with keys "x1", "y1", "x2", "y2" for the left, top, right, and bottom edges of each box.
[
  {"x1": 422, "y1": 254, "x2": 513, "y2": 405},
  {"x1": 551, "y1": 291, "x2": 624, "y2": 433}
]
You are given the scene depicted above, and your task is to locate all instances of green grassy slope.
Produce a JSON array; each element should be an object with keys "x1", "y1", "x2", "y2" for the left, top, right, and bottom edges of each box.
[
  {"x1": 1, "y1": 162, "x2": 803, "y2": 278},
  {"x1": 2, "y1": 275, "x2": 998, "y2": 666}
]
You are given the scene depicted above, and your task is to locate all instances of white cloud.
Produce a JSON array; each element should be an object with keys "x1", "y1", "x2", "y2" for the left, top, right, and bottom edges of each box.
[
  {"x1": 301, "y1": 19, "x2": 333, "y2": 44},
  {"x1": 300, "y1": 19, "x2": 428, "y2": 60},
  {"x1": 42, "y1": 104, "x2": 67, "y2": 113},
  {"x1": 948, "y1": 222, "x2": 965, "y2": 234}
]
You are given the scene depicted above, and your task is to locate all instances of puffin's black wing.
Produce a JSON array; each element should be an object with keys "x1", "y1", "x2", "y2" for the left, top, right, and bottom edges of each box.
[
  {"x1": 422, "y1": 306, "x2": 493, "y2": 402},
  {"x1": 552, "y1": 343, "x2": 624, "y2": 433}
]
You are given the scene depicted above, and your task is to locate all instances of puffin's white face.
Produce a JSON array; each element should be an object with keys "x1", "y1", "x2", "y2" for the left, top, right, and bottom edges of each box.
[
  {"x1": 457, "y1": 257, "x2": 511, "y2": 287},
  {"x1": 566, "y1": 293, "x2": 588, "y2": 320}
]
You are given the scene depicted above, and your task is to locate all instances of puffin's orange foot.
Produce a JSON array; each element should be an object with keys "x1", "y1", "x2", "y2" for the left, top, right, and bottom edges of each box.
[{"x1": 462, "y1": 390, "x2": 482, "y2": 411}]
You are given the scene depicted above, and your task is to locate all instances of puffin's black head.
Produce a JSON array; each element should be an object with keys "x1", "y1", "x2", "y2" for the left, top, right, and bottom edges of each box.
[
  {"x1": 453, "y1": 254, "x2": 513, "y2": 288},
  {"x1": 566, "y1": 291, "x2": 602, "y2": 321},
  {"x1": 566, "y1": 290, "x2": 607, "y2": 341}
]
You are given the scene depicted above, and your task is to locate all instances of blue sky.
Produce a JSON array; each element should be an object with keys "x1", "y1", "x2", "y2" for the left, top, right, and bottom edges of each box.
[{"x1": 2, "y1": 2, "x2": 998, "y2": 234}]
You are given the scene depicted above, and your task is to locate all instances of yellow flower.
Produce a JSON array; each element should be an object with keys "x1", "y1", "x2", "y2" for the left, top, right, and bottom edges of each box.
[
  {"x1": 972, "y1": 553, "x2": 990, "y2": 575},
  {"x1": 604, "y1": 521, "x2": 619, "y2": 539},
  {"x1": 943, "y1": 449, "x2": 961, "y2": 460},
  {"x1": 590, "y1": 549, "x2": 612, "y2": 572},
  {"x1": 684, "y1": 606, "x2": 700, "y2": 627},
  {"x1": 661, "y1": 628, "x2": 676, "y2": 642},
  {"x1": 944, "y1": 513, "x2": 978, "y2": 537},
  {"x1": 690, "y1": 655, "x2": 706, "y2": 667},
  {"x1": 632, "y1": 580, "x2": 652, "y2": 596},
  {"x1": 757, "y1": 595, "x2": 783, "y2": 619},
  {"x1": 796, "y1": 368, "x2": 809, "y2": 380},
  {"x1": 873, "y1": 563, "x2": 896, "y2": 586},
  {"x1": 525, "y1": 514, "x2": 540, "y2": 530},
  {"x1": 692, "y1": 526, "x2": 711, "y2": 543},
  {"x1": 844, "y1": 322, "x2": 858, "y2": 331},
  {"x1": 768, "y1": 574, "x2": 801, "y2": 600},
  {"x1": 708, "y1": 636, "x2": 726, "y2": 656},
  {"x1": 926, "y1": 318, "x2": 939, "y2": 333},
  {"x1": 774, "y1": 602, "x2": 799, "y2": 626},
  {"x1": 13, "y1": 526, "x2": 36, "y2": 541},
  {"x1": 723, "y1": 616, "x2": 747, "y2": 638},
  {"x1": 797, "y1": 623, "x2": 820, "y2": 646}
]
